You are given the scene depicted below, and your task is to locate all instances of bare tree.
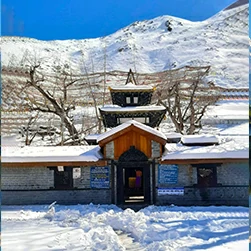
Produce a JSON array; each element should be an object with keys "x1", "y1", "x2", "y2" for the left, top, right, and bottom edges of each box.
[
  {"x1": 81, "y1": 56, "x2": 104, "y2": 134},
  {"x1": 156, "y1": 66, "x2": 220, "y2": 134},
  {"x1": 20, "y1": 111, "x2": 41, "y2": 145},
  {"x1": 24, "y1": 63, "x2": 81, "y2": 144}
]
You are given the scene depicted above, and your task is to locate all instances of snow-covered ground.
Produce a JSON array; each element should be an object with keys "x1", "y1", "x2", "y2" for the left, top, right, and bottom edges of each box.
[{"x1": 2, "y1": 203, "x2": 249, "y2": 251}]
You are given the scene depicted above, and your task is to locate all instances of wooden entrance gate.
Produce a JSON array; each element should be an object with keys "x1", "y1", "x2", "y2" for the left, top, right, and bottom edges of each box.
[{"x1": 114, "y1": 146, "x2": 152, "y2": 205}]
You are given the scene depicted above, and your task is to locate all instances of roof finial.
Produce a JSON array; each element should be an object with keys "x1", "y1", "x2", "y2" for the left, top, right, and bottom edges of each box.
[{"x1": 125, "y1": 68, "x2": 137, "y2": 85}]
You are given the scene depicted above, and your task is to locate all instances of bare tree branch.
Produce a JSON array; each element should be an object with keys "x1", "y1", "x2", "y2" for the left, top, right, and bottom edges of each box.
[{"x1": 157, "y1": 65, "x2": 220, "y2": 134}]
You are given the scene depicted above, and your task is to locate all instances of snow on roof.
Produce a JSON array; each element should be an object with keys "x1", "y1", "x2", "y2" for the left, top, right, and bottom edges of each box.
[
  {"x1": 215, "y1": 122, "x2": 249, "y2": 136},
  {"x1": 165, "y1": 132, "x2": 182, "y2": 139},
  {"x1": 109, "y1": 82, "x2": 154, "y2": 91},
  {"x1": 100, "y1": 105, "x2": 166, "y2": 112},
  {"x1": 2, "y1": 145, "x2": 103, "y2": 163},
  {"x1": 203, "y1": 100, "x2": 248, "y2": 121},
  {"x1": 162, "y1": 136, "x2": 248, "y2": 160},
  {"x1": 84, "y1": 134, "x2": 100, "y2": 140},
  {"x1": 181, "y1": 135, "x2": 219, "y2": 145},
  {"x1": 97, "y1": 120, "x2": 167, "y2": 143},
  {"x1": 2, "y1": 135, "x2": 248, "y2": 163}
]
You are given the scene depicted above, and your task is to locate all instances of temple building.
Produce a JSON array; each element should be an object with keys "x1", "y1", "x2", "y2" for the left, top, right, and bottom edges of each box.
[
  {"x1": 99, "y1": 69, "x2": 166, "y2": 128},
  {"x1": 1, "y1": 70, "x2": 248, "y2": 208}
]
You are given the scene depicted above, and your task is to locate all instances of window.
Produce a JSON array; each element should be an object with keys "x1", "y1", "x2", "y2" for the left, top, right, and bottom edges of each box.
[
  {"x1": 195, "y1": 165, "x2": 218, "y2": 187},
  {"x1": 119, "y1": 117, "x2": 150, "y2": 124},
  {"x1": 54, "y1": 166, "x2": 73, "y2": 189},
  {"x1": 133, "y1": 97, "x2": 138, "y2": 104},
  {"x1": 126, "y1": 96, "x2": 139, "y2": 105}
]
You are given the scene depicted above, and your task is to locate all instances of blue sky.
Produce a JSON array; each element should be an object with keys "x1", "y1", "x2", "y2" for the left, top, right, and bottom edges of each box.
[{"x1": 2, "y1": 0, "x2": 236, "y2": 40}]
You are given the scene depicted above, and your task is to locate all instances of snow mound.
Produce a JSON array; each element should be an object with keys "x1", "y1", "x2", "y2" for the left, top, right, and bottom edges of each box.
[{"x1": 2, "y1": 204, "x2": 249, "y2": 251}]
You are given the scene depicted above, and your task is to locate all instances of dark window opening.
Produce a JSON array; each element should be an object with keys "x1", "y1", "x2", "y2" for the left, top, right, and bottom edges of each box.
[
  {"x1": 195, "y1": 165, "x2": 218, "y2": 187},
  {"x1": 197, "y1": 167, "x2": 216, "y2": 187},
  {"x1": 54, "y1": 167, "x2": 73, "y2": 189}
]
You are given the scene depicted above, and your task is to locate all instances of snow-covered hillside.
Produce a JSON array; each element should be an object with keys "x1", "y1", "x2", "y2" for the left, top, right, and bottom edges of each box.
[{"x1": 1, "y1": 1, "x2": 249, "y2": 88}]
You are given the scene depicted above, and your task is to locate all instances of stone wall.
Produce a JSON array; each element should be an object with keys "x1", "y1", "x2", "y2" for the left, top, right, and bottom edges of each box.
[
  {"x1": 2, "y1": 166, "x2": 112, "y2": 205},
  {"x1": 74, "y1": 167, "x2": 91, "y2": 188},
  {"x1": 151, "y1": 141, "x2": 160, "y2": 158},
  {"x1": 2, "y1": 167, "x2": 54, "y2": 190},
  {"x1": 155, "y1": 162, "x2": 248, "y2": 207},
  {"x1": 217, "y1": 163, "x2": 249, "y2": 186},
  {"x1": 2, "y1": 190, "x2": 112, "y2": 205},
  {"x1": 155, "y1": 186, "x2": 248, "y2": 206}
]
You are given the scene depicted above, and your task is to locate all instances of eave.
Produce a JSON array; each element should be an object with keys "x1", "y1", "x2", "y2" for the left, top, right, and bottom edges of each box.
[
  {"x1": 160, "y1": 158, "x2": 248, "y2": 165},
  {"x1": 109, "y1": 88, "x2": 154, "y2": 93},
  {"x1": 98, "y1": 124, "x2": 166, "y2": 147},
  {"x1": 2, "y1": 160, "x2": 107, "y2": 168}
]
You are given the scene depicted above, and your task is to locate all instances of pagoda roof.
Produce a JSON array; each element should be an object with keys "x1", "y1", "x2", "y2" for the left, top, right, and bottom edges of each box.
[
  {"x1": 99, "y1": 105, "x2": 166, "y2": 113},
  {"x1": 109, "y1": 68, "x2": 155, "y2": 92},
  {"x1": 109, "y1": 83, "x2": 154, "y2": 92}
]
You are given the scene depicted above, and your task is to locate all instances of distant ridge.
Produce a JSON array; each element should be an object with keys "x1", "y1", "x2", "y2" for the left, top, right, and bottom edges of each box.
[
  {"x1": 2, "y1": 1, "x2": 248, "y2": 89},
  {"x1": 224, "y1": 0, "x2": 248, "y2": 10}
]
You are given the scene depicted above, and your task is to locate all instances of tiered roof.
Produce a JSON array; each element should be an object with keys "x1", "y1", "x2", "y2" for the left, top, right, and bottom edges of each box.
[{"x1": 100, "y1": 69, "x2": 166, "y2": 128}]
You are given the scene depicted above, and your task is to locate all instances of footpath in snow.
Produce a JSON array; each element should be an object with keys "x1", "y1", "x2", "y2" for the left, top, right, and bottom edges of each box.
[{"x1": 2, "y1": 203, "x2": 249, "y2": 251}]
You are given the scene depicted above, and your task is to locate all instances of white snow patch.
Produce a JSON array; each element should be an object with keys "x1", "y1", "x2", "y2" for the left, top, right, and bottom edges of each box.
[
  {"x1": 2, "y1": 204, "x2": 249, "y2": 251},
  {"x1": 100, "y1": 105, "x2": 166, "y2": 112},
  {"x1": 2, "y1": 145, "x2": 103, "y2": 163},
  {"x1": 162, "y1": 136, "x2": 248, "y2": 160},
  {"x1": 181, "y1": 135, "x2": 219, "y2": 144}
]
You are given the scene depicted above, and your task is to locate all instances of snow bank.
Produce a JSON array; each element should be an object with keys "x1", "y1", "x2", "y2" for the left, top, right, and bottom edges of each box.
[{"x1": 2, "y1": 204, "x2": 249, "y2": 251}]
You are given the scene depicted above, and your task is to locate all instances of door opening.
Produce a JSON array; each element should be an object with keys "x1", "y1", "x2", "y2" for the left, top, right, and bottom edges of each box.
[
  {"x1": 124, "y1": 167, "x2": 144, "y2": 204},
  {"x1": 116, "y1": 146, "x2": 151, "y2": 205}
]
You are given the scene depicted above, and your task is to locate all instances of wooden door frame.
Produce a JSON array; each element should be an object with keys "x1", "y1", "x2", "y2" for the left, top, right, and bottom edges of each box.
[{"x1": 114, "y1": 160, "x2": 152, "y2": 205}]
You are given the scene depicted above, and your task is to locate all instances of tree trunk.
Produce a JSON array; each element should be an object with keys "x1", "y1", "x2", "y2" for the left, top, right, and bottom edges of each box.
[{"x1": 62, "y1": 115, "x2": 79, "y2": 140}]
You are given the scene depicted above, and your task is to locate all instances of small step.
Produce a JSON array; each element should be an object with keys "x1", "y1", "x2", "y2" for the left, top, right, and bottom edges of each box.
[
  {"x1": 125, "y1": 196, "x2": 144, "y2": 204},
  {"x1": 119, "y1": 203, "x2": 148, "y2": 211}
]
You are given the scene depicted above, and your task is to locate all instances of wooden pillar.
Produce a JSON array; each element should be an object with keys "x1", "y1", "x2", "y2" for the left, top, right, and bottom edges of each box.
[
  {"x1": 144, "y1": 163, "x2": 151, "y2": 204},
  {"x1": 116, "y1": 164, "x2": 124, "y2": 205},
  {"x1": 152, "y1": 159, "x2": 156, "y2": 205},
  {"x1": 111, "y1": 160, "x2": 115, "y2": 204}
]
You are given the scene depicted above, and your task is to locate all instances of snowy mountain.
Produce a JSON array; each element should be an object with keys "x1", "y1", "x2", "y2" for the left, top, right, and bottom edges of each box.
[{"x1": 1, "y1": 0, "x2": 249, "y2": 88}]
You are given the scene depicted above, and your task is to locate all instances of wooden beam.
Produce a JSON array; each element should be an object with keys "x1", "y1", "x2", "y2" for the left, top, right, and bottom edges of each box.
[{"x1": 2, "y1": 160, "x2": 107, "y2": 168}]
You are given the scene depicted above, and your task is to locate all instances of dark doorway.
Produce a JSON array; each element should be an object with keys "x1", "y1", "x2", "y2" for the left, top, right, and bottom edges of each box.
[
  {"x1": 116, "y1": 146, "x2": 151, "y2": 205},
  {"x1": 54, "y1": 167, "x2": 73, "y2": 189},
  {"x1": 124, "y1": 167, "x2": 144, "y2": 203},
  {"x1": 193, "y1": 164, "x2": 219, "y2": 201},
  {"x1": 197, "y1": 166, "x2": 217, "y2": 187}
]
